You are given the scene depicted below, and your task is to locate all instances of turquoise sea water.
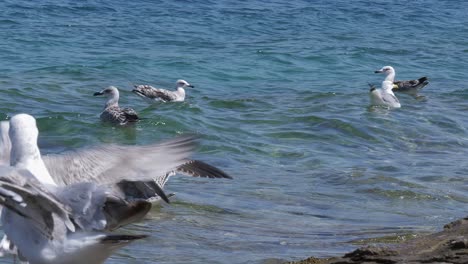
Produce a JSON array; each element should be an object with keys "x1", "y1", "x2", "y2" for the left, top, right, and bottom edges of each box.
[{"x1": 1, "y1": 0, "x2": 468, "y2": 263}]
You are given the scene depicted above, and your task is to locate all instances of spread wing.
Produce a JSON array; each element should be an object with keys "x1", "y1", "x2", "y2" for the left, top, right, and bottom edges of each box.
[
  {"x1": 176, "y1": 160, "x2": 232, "y2": 179},
  {"x1": 116, "y1": 160, "x2": 232, "y2": 201},
  {"x1": 43, "y1": 135, "x2": 197, "y2": 187}
]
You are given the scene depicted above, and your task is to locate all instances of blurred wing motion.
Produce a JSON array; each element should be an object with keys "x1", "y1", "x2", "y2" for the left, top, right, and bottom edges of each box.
[
  {"x1": 43, "y1": 135, "x2": 197, "y2": 186},
  {"x1": 176, "y1": 160, "x2": 232, "y2": 179},
  {"x1": 43, "y1": 136, "x2": 232, "y2": 202},
  {"x1": 118, "y1": 159, "x2": 233, "y2": 202}
]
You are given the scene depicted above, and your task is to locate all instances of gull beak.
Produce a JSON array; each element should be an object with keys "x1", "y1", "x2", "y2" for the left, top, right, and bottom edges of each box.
[
  {"x1": 93, "y1": 91, "x2": 104, "y2": 96},
  {"x1": 187, "y1": 85, "x2": 195, "y2": 88},
  {"x1": 374, "y1": 70, "x2": 383, "y2": 73}
]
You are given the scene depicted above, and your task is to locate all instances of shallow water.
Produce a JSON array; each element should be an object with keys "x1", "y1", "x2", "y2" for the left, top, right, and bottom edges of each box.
[{"x1": 1, "y1": 0, "x2": 468, "y2": 263}]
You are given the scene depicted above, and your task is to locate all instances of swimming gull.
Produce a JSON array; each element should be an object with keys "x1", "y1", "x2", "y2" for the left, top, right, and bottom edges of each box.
[
  {"x1": 132, "y1": 79, "x2": 194, "y2": 102},
  {"x1": 93, "y1": 86, "x2": 139, "y2": 125},
  {"x1": 368, "y1": 81, "x2": 401, "y2": 108},
  {"x1": 393, "y1": 77, "x2": 429, "y2": 95},
  {"x1": 0, "y1": 166, "x2": 149, "y2": 264},
  {"x1": 374, "y1": 65, "x2": 429, "y2": 95}
]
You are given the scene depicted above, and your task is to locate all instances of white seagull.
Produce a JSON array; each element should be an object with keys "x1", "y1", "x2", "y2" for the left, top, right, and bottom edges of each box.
[
  {"x1": 0, "y1": 114, "x2": 198, "y2": 264},
  {"x1": 371, "y1": 66, "x2": 402, "y2": 108},
  {"x1": 132, "y1": 79, "x2": 194, "y2": 102},
  {"x1": 374, "y1": 65, "x2": 429, "y2": 95},
  {"x1": 93, "y1": 86, "x2": 139, "y2": 125}
]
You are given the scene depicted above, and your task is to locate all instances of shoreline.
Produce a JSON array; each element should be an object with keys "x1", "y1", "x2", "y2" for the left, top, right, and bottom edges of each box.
[{"x1": 288, "y1": 216, "x2": 468, "y2": 264}]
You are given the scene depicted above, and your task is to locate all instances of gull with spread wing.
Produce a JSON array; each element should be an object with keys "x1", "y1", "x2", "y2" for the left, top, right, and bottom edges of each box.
[
  {"x1": 0, "y1": 115, "x2": 231, "y2": 203},
  {"x1": 0, "y1": 114, "x2": 201, "y2": 263}
]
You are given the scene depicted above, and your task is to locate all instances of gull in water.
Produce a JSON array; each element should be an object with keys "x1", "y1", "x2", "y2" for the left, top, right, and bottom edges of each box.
[
  {"x1": 393, "y1": 77, "x2": 429, "y2": 95},
  {"x1": 132, "y1": 79, "x2": 194, "y2": 102},
  {"x1": 93, "y1": 86, "x2": 139, "y2": 125},
  {"x1": 374, "y1": 65, "x2": 429, "y2": 95},
  {"x1": 371, "y1": 66, "x2": 403, "y2": 108},
  {"x1": 0, "y1": 114, "x2": 199, "y2": 264}
]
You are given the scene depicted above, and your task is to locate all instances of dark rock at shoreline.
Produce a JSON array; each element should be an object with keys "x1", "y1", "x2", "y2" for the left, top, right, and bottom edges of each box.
[{"x1": 289, "y1": 217, "x2": 468, "y2": 264}]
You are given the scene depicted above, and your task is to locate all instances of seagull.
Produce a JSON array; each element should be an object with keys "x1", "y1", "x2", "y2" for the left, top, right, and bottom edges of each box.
[
  {"x1": 93, "y1": 86, "x2": 139, "y2": 125},
  {"x1": 0, "y1": 114, "x2": 232, "y2": 261},
  {"x1": 374, "y1": 65, "x2": 429, "y2": 95},
  {"x1": 132, "y1": 79, "x2": 194, "y2": 102},
  {"x1": 0, "y1": 166, "x2": 149, "y2": 264},
  {"x1": 393, "y1": 77, "x2": 429, "y2": 95},
  {"x1": 0, "y1": 114, "x2": 199, "y2": 264},
  {"x1": 0, "y1": 114, "x2": 232, "y2": 203},
  {"x1": 371, "y1": 66, "x2": 403, "y2": 108},
  {"x1": 368, "y1": 81, "x2": 401, "y2": 108}
]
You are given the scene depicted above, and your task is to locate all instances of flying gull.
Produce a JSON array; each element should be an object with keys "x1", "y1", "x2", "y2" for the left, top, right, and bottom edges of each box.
[
  {"x1": 371, "y1": 66, "x2": 404, "y2": 108},
  {"x1": 0, "y1": 114, "x2": 199, "y2": 264},
  {"x1": 132, "y1": 79, "x2": 194, "y2": 102},
  {"x1": 93, "y1": 86, "x2": 139, "y2": 125},
  {"x1": 0, "y1": 114, "x2": 232, "y2": 203}
]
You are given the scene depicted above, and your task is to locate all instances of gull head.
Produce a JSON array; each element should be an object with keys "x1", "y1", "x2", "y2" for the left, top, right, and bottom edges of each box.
[
  {"x1": 374, "y1": 66, "x2": 395, "y2": 75},
  {"x1": 94, "y1": 86, "x2": 120, "y2": 98},
  {"x1": 8, "y1": 114, "x2": 39, "y2": 165},
  {"x1": 94, "y1": 86, "x2": 120, "y2": 107},
  {"x1": 176, "y1": 80, "x2": 194, "y2": 89}
]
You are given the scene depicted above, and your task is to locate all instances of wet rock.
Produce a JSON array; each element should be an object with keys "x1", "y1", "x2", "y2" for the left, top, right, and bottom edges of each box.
[{"x1": 288, "y1": 216, "x2": 468, "y2": 264}]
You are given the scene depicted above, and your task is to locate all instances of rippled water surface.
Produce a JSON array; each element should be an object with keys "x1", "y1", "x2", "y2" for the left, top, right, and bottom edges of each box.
[{"x1": 1, "y1": 0, "x2": 468, "y2": 263}]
